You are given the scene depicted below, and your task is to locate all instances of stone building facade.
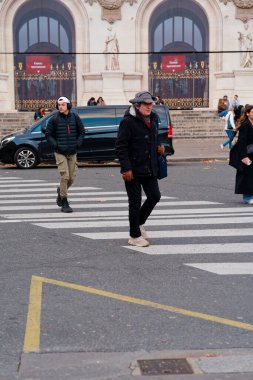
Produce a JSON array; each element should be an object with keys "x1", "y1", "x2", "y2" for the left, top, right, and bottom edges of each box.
[{"x1": 0, "y1": 0, "x2": 253, "y2": 111}]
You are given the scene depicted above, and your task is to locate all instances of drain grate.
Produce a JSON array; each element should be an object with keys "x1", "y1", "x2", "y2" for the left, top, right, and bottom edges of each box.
[{"x1": 137, "y1": 358, "x2": 194, "y2": 376}]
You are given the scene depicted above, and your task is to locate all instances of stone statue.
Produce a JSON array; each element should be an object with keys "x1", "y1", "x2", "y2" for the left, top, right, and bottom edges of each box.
[
  {"x1": 104, "y1": 27, "x2": 120, "y2": 70},
  {"x1": 238, "y1": 31, "x2": 253, "y2": 67}
]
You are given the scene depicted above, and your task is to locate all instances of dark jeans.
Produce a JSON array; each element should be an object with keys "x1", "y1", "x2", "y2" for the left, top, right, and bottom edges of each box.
[{"x1": 125, "y1": 176, "x2": 161, "y2": 238}]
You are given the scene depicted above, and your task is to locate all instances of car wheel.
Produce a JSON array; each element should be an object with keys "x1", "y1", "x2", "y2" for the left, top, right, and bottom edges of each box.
[{"x1": 14, "y1": 147, "x2": 39, "y2": 169}]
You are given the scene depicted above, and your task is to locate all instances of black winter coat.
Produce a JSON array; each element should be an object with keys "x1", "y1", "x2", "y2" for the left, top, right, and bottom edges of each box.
[
  {"x1": 115, "y1": 107, "x2": 160, "y2": 177},
  {"x1": 46, "y1": 111, "x2": 84, "y2": 156},
  {"x1": 235, "y1": 120, "x2": 253, "y2": 194}
]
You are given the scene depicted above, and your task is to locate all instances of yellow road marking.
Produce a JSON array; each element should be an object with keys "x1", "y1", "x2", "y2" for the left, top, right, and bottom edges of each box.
[
  {"x1": 24, "y1": 275, "x2": 253, "y2": 353},
  {"x1": 23, "y1": 276, "x2": 42, "y2": 353}
]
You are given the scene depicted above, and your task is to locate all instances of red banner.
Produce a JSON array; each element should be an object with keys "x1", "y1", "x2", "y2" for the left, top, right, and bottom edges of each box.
[
  {"x1": 26, "y1": 56, "x2": 51, "y2": 74},
  {"x1": 162, "y1": 56, "x2": 185, "y2": 73}
]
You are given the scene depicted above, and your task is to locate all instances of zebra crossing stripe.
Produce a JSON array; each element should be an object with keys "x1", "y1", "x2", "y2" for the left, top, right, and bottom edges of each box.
[
  {"x1": 0, "y1": 201, "x2": 221, "y2": 211},
  {"x1": 0, "y1": 183, "x2": 102, "y2": 188},
  {"x1": 0, "y1": 179, "x2": 46, "y2": 183},
  {"x1": 0, "y1": 195, "x2": 173, "y2": 204},
  {"x1": 3, "y1": 212, "x2": 253, "y2": 223},
  {"x1": 0, "y1": 183, "x2": 62, "y2": 187},
  {"x1": 0, "y1": 177, "x2": 22, "y2": 179},
  {"x1": 0, "y1": 186, "x2": 101, "y2": 193},
  {"x1": 185, "y1": 263, "x2": 253, "y2": 275},
  {"x1": 2, "y1": 206, "x2": 250, "y2": 219},
  {"x1": 73, "y1": 227, "x2": 253, "y2": 240},
  {"x1": 0, "y1": 191, "x2": 129, "y2": 198},
  {"x1": 124, "y1": 243, "x2": 253, "y2": 255},
  {"x1": 32, "y1": 216, "x2": 253, "y2": 229}
]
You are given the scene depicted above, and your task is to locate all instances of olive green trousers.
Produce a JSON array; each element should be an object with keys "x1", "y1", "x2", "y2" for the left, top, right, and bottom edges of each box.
[{"x1": 54, "y1": 152, "x2": 77, "y2": 198}]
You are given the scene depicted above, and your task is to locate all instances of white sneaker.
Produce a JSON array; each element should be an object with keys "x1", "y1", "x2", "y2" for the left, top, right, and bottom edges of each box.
[
  {"x1": 128, "y1": 236, "x2": 149, "y2": 247},
  {"x1": 140, "y1": 225, "x2": 149, "y2": 240}
]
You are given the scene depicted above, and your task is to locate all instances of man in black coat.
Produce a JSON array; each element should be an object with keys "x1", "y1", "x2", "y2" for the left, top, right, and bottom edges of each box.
[
  {"x1": 115, "y1": 91, "x2": 165, "y2": 247},
  {"x1": 46, "y1": 96, "x2": 84, "y2": 213}
]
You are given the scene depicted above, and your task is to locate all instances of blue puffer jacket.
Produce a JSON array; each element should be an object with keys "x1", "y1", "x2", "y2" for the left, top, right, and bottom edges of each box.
[
  {"x1": 115, "y1": 106, "x2": 160, "y2": 177},
  {"x1": 46, "y1": 111, "x2": 84, "y2": 155}
]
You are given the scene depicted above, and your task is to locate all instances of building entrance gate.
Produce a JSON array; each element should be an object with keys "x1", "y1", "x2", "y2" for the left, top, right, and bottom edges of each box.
[
  {"x1": 14, "y1": 54, "x2": 76, "y2": 111},
  {"x1": 149, "y1": 53, "x2": 209, "y2": 109},
  {"x1": 149, "y1": 0, "x2": 209, "y2": 109},
  {"x1": 13, "y1": 0, "x2": 76, "y2": 111}
]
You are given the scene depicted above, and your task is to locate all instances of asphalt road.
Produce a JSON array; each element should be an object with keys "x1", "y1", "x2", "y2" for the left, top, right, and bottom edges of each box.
[{"x1": 0, "y1": 161, "x2": 253, "y2": 379}]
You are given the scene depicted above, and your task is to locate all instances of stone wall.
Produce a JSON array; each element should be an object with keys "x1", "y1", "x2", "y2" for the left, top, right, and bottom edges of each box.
[
  {"x1": 0, "y1": 110, "x2": 226, "y2": 139},
  {"x1": 169, "y1": 110, "x2": 226, "y2": 138},
  {"x1": 0, "y1": 112, "x2": 34, "y2": 137}
]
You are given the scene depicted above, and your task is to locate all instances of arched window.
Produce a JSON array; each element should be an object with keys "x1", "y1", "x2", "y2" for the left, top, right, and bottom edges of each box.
[
  {"x1": 150, "y1": 0, "x2": 208, "y2": 53},
  {"x1": 17, "y1": 15, "x2": 70, "y2": 53},
  {"x1": 153, "y1": 15, "x2": 203, "y2": 52},
  {"x1": 15, "y1": 9, "x2": 72, "y2": 53}
]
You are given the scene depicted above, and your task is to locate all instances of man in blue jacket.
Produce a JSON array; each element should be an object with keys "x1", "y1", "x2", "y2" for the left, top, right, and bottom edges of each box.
[
  {"x1": 46, "y1": 96, "x2": 84, "y2": 213},
  {"x1": 115, "y1": 91, "x2": 165, "y2": 247}
]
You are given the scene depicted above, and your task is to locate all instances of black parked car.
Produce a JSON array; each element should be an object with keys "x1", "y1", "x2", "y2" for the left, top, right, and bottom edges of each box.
[{"x1": 0, "y1": 105, "x2": 174, "y2": 169}]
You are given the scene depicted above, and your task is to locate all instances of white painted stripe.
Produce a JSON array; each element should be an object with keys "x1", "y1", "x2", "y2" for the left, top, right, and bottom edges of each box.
[
  {"x1": 0, "y1": 177, "x2": 22, "y2": 179},
  {"x1": 0, "y1": 197, "x2": 129, "y2": 205},
  {"x1": 185, "y1": 263, "x2": 253, "y2": 275},
  {"x1": 0, "y1": 201, "x2": 220, "y2": 210},
  {"x1": 0, "y1": 183, "x2": 61, "y2": 187},
  {"x1": 32, "y1": 216, "x2": 253, "y2": 229},
  {"x1": 74, "y1": 227, "x2": 253, "y2": 240},
  {"x1": 3, "y1": 212, "x2": 253, "y2": 223},
  {"x1": 0, "y1": 198, "x2": 137, "y2": 210},
  {"x1": 2, "y1": 207, "x2": 249, "y2": 219},
  {"x1": 7, "y1": 214, "x2": 232, "y2": 223},
  {"x1": 0, "y1": 180, "x2": 45, "y2": 183},
  {"x1": 124, "y1": 243, "x2": 253, "y2": 255},
  {"x1": 0, "y1": 220, "x2": 22, "y2": 223},
  {"x1": 0, "y1": 191, "x2": 130, "y2": 198},
  {"x1": 1, "y1": 202, "x2": 128, "y2": 209},
  {"x1": 0, "y1": 195, "x2": 173, "y2": 204},
  {"x1": 0, "y1": 186, "x2": 100, "y2": 193}
]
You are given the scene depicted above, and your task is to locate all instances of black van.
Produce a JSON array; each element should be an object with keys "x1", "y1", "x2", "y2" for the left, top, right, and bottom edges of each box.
[{"x1": 0, "y1": 105, "x2": 174, "y2": 169}]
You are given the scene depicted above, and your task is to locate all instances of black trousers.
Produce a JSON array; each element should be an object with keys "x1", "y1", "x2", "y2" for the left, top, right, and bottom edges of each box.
[{"x1": 125, "y1": 176, "x2": 161, "y2": 238}]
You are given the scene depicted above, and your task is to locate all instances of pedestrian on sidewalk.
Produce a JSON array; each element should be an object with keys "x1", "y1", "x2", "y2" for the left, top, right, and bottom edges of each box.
[
  {"x1": 231, "y1": 94, "x2": 241, "y2": 108},
  {"x1": 221, "y1": 106, "x2": 236, "y2": 150},
  {"x1": 217, "y1": 95, "x2": 229, "y2": 117},
  {"x1": 46, "y1": 96, "x2": 84, "y2": 213},
  {"x1": 234, "y1": 104, "x2": 253, "y2": 204},
  {"x1": 115, "y1": 91, "x2": 165, "y2": 247}
]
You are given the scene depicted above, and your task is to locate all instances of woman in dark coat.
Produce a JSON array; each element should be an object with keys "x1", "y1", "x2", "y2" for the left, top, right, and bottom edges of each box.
[{"x1": 235, "y1": 104, "x2": 253, "y2": 204}]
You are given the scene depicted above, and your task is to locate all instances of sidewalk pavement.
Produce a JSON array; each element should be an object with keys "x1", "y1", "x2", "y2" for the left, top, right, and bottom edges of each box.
[
  {"x1": 168, "y1": 138, "x2": 229, "y2": 162},
  {"x1": 19, "y1": 349, "x2": 253, "y2": 380}
]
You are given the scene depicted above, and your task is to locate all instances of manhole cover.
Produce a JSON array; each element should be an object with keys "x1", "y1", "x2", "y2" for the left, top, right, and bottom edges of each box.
[{"x1": 137, "y1": 358, "x2": 193, "y2": 376}]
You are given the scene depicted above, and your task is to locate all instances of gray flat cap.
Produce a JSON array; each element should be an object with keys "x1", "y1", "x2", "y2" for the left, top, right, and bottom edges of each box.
[{"x1": 129, "y1": 91, "x2": 156, "y2": 104}]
